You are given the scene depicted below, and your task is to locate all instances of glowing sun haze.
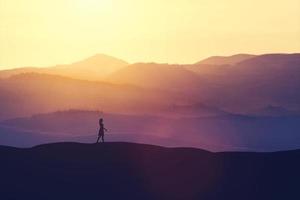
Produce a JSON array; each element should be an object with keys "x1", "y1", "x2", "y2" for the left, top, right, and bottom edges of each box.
[{"x1": 0, "y1": 0, "x2": 300, "y2": 69}]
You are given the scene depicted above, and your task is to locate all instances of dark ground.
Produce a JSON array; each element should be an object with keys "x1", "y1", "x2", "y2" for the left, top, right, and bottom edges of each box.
[{"x1": 0, "y1": 142, "x2": 299, "y2": 200}]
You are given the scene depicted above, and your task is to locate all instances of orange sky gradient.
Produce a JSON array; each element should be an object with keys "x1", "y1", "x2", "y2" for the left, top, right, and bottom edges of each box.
[{"x1": 0, "y1": 0, "x2": 300, "y2": 69}]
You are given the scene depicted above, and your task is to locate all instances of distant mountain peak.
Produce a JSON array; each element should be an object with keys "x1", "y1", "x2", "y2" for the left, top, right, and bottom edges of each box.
[
  {"x1": 44, "y1": 54, "x2": 130, "y2": 80},
  {"x1": 71, "y1": 53, "x2": 129, "y2": 66},
  {"x1": 197, "y1": 54, "x2": 256, "y2": 65},
  {"x1": 237, "y1": 53, "x2": 300, "y2": 66}
]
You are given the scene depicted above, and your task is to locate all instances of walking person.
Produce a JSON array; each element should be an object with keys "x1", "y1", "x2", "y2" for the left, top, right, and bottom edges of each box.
[{"x1": 97, "y1": 118, "x2": 108, "y2": 143}]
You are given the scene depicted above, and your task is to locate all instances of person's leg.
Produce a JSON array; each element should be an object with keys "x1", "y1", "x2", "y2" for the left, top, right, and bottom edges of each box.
[
  {"x1": 96, "y1": 135, "x2": 100, "y2": 143},
  {"x1": 101, "y1": 135, "x2": 104, "y2": 143}
]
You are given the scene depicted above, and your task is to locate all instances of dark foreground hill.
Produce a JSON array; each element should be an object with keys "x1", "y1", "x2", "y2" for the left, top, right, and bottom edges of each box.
[{"x1": 0, "y1": 142, "x2": 299, "y2": 200}]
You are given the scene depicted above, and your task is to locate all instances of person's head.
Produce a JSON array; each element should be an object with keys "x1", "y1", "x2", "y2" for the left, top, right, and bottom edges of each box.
[{"x1": 99, "y1": 118, "x2": 103, "y2": 123}]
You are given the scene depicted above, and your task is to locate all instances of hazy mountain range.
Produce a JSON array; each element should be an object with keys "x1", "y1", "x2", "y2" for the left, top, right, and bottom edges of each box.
[
  {"x1": 1, "y1": 53, "x2": 300, "y2": 115},
  {"x1": 0, "y1": 53, "x2": 299, "y2": 151}
]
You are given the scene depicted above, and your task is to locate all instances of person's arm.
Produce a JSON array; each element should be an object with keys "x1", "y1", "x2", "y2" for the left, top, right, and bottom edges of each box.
[{"x1": 104, "y1": 127, "x2": 108, "y2": 132}]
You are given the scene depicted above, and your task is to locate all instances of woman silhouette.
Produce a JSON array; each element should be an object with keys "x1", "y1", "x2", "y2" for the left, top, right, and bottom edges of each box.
[{"x1": 97, "y1": 118, "x2": 108, "y2": 143}]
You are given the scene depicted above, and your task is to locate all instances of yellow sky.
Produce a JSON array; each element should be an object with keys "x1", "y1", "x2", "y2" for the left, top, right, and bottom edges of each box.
[{"x1": 0, "y1": 0, "x2": 300, "y2": 69}]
